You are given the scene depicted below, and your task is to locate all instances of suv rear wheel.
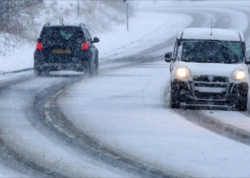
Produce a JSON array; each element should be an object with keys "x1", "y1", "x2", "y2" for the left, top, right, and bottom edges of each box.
[
  {"x1": 34, "y1": 68, "x2": 50, "y2": 77},
  {"x1": 85, "y1": 61, "x2": 93, "y2": 77},
  {"x1": 34, "y1": 69, "x2": 42, "y2": 76},
  {"x1": 92, "y1": 59, "x2": 99, "y2": 75}
]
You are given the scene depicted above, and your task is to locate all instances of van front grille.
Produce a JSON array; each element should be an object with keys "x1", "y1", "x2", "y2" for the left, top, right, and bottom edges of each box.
[
  {"x1": 193, "y1": 75, "x2": 229, "y2": 82},
  {"x1": 192, "y1": 75, "x2": 229, "y2": 100}
]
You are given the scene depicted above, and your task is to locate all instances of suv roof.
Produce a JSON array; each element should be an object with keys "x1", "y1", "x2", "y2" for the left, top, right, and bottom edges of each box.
[
  {"x1": 43, "y1": 23, "x2": 86, "y2": 28},
  {"x1": 178, "y1": 28, "x2": 244, "y2": 42}
]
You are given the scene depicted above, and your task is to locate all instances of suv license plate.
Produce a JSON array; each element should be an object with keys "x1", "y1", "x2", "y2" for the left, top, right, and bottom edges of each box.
[{"x1": 53, "y1": 49, "x2": 70, "y2": 54}]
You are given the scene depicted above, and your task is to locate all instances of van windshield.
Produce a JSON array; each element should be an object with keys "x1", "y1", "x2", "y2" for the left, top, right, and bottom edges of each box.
[{"x1": 180, "y1": 40, "x2": 244, "y2": 64}]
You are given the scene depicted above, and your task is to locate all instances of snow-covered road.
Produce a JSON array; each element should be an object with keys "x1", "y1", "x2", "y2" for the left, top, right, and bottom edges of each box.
[
  {"x1": 1, "y1": 1, "x2": 250, "y2": 177},
  {"x1": 59, "y1": 61, "x2": 250, "y2": 177},
  {"x1": 59, "y1": 2, "x2": 250, "y2": 177}
]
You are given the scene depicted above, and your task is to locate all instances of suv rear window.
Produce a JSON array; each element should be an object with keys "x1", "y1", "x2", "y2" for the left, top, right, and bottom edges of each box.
[{"x1": 41, "y1": 26, "x2": 83, "y2": 41}]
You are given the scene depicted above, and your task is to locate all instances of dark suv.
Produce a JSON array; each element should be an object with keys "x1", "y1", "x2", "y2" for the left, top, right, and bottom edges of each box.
[{"x1": 34, "y1": 23, "x2": 99, "y2": 76}]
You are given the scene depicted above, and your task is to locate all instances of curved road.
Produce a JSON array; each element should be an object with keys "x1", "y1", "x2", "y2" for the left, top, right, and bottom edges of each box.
[{"x1": 0, "y1": 2, "x2": 250, "y2": 177}]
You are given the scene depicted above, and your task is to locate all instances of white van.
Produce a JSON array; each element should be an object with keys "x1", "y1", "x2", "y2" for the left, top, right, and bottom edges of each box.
[{"x1": 165, "y1": 28, "x2": 249, "y2": 110}]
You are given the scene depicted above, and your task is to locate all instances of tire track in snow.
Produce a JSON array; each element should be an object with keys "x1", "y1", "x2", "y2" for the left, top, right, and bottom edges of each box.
[{"x1": 32, "y1": 82, "x2": 177, "y2": 178}]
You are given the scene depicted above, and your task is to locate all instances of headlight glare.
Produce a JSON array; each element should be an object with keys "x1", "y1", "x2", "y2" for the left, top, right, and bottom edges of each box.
[
  {"x1": 232, "y1": 69, "x2": 246, "y2": 80},
  {"x1": 236, "y1": 71, "x2": 245, "y2": 80},
  {"x1": 176, "y1": 66, "x2": 190, "y2": 78}
]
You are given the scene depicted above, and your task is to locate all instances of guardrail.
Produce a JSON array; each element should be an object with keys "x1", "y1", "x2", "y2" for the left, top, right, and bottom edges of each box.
[{"x1": 0, "y1": 0, "x2": 43, "y2": 15}]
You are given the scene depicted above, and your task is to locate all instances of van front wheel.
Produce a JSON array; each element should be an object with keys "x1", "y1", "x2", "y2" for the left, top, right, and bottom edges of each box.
[
  {"x1": 170, "y1": 84, "x2": 181, "y2": 109},
  {"x1": 235, "y1": 92, "x2": 248, "y2": 111}
]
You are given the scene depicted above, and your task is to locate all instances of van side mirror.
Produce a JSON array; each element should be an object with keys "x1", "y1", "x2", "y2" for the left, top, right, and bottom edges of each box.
[
  {"x1": 92, "y1": 37, "x2": 99, "y2": 43},
  {"x1": 165, "y1": 52, "x2": 172, "y2": 62}
]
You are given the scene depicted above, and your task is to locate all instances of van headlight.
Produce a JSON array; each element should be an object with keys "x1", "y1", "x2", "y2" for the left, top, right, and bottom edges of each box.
[
  {"x1": 232, "y1": 69, "x2": 246, "y2": 80},
  {"x1": 176, "y1": 66, "x2": 191, "y2": 78}
]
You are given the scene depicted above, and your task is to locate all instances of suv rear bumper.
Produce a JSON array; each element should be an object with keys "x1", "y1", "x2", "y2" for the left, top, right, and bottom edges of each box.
[
  {"x1": 171, "y1": 79, "x2": 248, "y2": 106},
  {"x1": 34, "y1": 62, "x2": 87, "y2": 72}
]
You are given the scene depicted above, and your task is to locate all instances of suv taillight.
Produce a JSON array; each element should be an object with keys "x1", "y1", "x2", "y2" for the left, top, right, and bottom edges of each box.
[
  {"x1": 36, "y1": 42, "x2": 43, "y2": 50},
  {"x1": 81, "y1": 42, "x2": 89, "y2": 50}
]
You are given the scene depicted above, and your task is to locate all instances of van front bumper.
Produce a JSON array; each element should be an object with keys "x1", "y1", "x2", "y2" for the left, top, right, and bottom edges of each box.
[{"x1": 171, "y1": 79, "x2": 248, "y2": 106}]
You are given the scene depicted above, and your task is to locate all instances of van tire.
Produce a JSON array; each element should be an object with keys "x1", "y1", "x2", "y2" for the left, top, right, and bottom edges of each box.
[
  {"x1": 235, "y1": 92, "x2": 248, "y2": 111},
  {"x1": 170, "y1": 84, "x2": 181, "y2": 109}
]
